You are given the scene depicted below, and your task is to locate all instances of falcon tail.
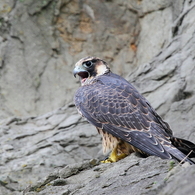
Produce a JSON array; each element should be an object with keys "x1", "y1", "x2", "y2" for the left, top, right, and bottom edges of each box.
[
  {"x1": 171, "y1": 137, "x2": 195, "y2": 158},
  {"x1": 164, "y1": 137, "x2": 195, "y2": 164}
]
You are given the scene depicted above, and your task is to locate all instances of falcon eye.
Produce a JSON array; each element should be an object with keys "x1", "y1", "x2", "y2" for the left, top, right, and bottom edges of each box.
[{"x1": 83, "y1": 60, "x2": 93, "y2": 68}]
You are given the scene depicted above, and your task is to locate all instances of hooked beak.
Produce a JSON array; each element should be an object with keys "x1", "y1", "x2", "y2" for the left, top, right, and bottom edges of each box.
[
  {"x1": 73, "y1": 66, "x2": 87, "y2": 77},
  {"x1": 73, "y1": 66, "x2": 90, "y2": 83}
]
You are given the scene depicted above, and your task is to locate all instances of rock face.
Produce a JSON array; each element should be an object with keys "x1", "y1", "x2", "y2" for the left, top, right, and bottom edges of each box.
[{"x1": 0, "y1": 0, "x2": 195, "y2": 195}]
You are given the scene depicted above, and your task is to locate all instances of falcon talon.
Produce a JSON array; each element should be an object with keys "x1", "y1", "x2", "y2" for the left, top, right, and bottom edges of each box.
[
  {"x1": 101, "y1": 156, "x2": 110, "y2": 161},
  {"x1": 73, "y1": 56, "x2": 195, "y2": 165},
  {"x1": 101, "y1": 159, "x2": 113, "y2": 163}
]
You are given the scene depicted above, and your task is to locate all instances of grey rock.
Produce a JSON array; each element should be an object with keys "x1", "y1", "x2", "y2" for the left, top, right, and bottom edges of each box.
[
  {"x1": 23, "y1": 155, "x2": 193, "y2": 195},
  {"x1": 159, "y1": 165, "x2": 195, "y2": 195},
  {"x1": 59, "y1": 159, "x2": 99, "y2": 179},
  {"x1": 58, "y1": 114, "x2": 81, "y2": 129}
]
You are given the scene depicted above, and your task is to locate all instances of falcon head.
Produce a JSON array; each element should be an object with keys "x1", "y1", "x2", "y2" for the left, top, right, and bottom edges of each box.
[{"x1": 73, "y1": 56, "x2": 110, "y2": 85}]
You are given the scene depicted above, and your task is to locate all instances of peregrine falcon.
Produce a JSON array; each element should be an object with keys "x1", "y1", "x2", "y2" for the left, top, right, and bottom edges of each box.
[{"x1": 73, "y1": 56, "x2": 195, "y2": 164}]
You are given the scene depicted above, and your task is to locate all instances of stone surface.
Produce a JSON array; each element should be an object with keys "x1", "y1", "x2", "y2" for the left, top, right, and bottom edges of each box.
[{"x1": 0, "y1": 0, "x2": 195, "y2": 195}]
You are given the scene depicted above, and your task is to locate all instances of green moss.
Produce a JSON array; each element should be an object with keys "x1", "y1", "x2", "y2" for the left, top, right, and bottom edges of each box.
[{"x1": 168, "y1": 160, "x2": 175, "y2": 171}]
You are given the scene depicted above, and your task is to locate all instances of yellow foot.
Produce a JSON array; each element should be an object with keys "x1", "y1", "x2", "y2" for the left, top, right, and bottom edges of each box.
[
  {"x1": 101, "y1": 148, "x2": 127, "y2": 163},
  {"x1": 101, "y1": 158, "x2": 114, "y2": 163}
]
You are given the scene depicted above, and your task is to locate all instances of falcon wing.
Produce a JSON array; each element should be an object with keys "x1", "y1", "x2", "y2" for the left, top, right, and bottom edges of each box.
[{"x1": 74, "y1": 73, "x2": 173, "y2": 159}]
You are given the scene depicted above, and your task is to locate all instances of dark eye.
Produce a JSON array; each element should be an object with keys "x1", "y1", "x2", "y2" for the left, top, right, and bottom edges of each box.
[{"x1": 84, "y1": 61, "x2": 93, "y2": 68}]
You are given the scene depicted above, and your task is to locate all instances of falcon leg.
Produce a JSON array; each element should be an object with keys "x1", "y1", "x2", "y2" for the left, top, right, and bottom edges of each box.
[{"x1": 101, "y1": 147, "x2": 127, "y2": 163}]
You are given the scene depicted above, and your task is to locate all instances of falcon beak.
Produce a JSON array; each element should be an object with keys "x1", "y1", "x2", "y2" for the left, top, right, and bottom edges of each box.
[
  {"x1": 73, "y1": 66, "x2": 86, "y2": 77},
  {"x1": 73, "y1": 68, "x2": 78, "y2": 78},
  {"x1": 73, "y1": 66, "x2": 90, "y2": 83}
]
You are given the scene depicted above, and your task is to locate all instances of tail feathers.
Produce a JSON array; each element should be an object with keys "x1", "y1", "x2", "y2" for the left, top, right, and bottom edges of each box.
[
  {"x1": 171, "y1": 137, "x2": 195, "y2": 158},
  {"x1": 163, "y1": 144, "x2": 195, "y2": 165}
]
